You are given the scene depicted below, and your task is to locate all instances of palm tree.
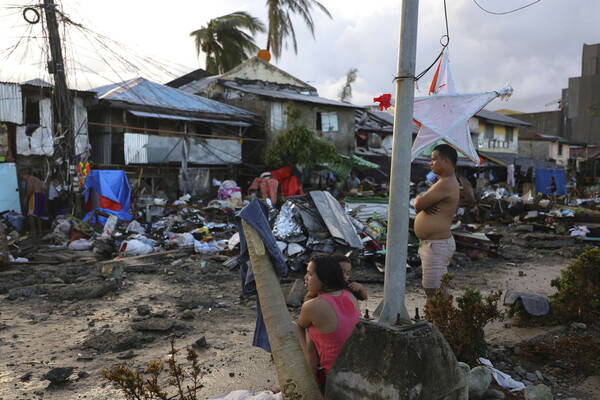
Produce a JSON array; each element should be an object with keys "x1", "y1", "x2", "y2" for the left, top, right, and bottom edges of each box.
[
  {"x1": 266, "y1": 0, "x2": 332, "y2": 60},
  {"x1": 191, "y1": 12, "x2": 265, "y2": 75}
]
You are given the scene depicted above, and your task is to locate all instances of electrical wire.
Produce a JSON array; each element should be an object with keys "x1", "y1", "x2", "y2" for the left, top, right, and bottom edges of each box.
[
  {"x1": 472, "y1": 0, "x2": 541, "y2": 15},
  {"x1": 394, "y1": 0, "x2": 450, "y2": 83}
]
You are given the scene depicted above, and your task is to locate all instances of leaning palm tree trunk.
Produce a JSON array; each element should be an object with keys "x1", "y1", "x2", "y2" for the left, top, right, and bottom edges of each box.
[{"x1": 241, "y1": 220, "x2": 324, "y2": 400}]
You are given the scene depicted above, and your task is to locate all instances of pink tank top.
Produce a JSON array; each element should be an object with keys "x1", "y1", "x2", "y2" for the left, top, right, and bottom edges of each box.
[{"x1": 308, "y1": 290, "x2": 361, "y2": 375}]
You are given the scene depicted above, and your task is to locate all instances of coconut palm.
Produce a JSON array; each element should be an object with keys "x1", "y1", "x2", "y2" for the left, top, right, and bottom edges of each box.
[
  {"x1": 266, "y1": 0, "x2": 332, "y2": 60},
  {"x1": 191, "y1": 12, "x2": 265, "y2": 75}
]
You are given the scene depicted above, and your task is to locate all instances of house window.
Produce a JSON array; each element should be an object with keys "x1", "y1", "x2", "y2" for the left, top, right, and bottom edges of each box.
[
  {"x1": 484, "y1": 123, "x2": 494, "y2": 140},
  {"x1": 505, "y1": 126, "x2": 514, "y2": 143},
  {"x1": 558, "y1": 143, "x2": 563, "y2": 156},
  {"x1": 317, "y1": 112, "x2": 338, "y2": 133},
  {"x1": 24, "y1": 99, "x2": 40, "y2": 124}
]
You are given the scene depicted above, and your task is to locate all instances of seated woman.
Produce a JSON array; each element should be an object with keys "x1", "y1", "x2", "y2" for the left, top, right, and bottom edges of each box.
[{"x1": 294, "y1": 255, "x2": 361, "y2": 385}]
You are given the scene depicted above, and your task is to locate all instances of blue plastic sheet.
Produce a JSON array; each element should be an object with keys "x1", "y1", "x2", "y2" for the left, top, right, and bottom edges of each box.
[
  {"x1": 535, "y1": 168, "x2": 565, "y2": 196},
  {"x1": 83, "y1": 170, "x2": 133, "y2": 224}
]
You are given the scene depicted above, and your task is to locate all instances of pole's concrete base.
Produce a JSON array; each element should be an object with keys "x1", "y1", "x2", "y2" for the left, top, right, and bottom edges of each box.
[{"x1": 326, "y1": 320, "x2": 468, "y2": 400}]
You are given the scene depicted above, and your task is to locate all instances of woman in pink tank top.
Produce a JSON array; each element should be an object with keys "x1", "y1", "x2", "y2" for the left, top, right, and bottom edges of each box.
[{"x1": 294, "y1": 255, "x2": 361, "y2": 385}]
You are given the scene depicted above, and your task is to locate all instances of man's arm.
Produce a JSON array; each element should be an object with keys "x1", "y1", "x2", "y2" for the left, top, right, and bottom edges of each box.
[{"x1": 413, "y1": 180, "x2": 451, "y2": 213}]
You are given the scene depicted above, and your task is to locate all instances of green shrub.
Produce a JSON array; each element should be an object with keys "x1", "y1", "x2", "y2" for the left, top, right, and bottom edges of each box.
[
  {"x1": 425, "y1": 274, "x2": 504, "y2": 364},
  {"x1": 264, "y1": 103, "x2": 340, "y2": 169},
  {"x1": 550, "y1": 247, "x2": 600, "y2": 324}
]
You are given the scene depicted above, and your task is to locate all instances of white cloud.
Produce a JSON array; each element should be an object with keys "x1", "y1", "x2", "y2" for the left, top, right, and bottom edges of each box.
[{"x1": 0, "y1": 0, "x2": 597, "y2": 113}]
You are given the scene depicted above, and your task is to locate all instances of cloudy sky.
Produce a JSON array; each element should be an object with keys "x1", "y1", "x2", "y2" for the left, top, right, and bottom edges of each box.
[{"x1": 0, "y1": 0, "x2": 598, "y2": 112}]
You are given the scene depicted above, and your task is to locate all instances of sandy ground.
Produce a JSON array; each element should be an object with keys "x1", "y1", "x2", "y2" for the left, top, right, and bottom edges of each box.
[{"x1": 0, "y1": 244, "x2": 597, "y2": 400}]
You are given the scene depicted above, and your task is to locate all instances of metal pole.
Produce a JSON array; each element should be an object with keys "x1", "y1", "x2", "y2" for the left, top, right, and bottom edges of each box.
[{"x1": 378, "y1": 0, "x2": 419, "y2": 325}]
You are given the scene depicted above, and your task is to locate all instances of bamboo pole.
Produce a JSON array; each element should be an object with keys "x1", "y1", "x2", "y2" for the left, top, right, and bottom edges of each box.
[{"x1": 240, "y1": 220, "x2": 324, "y2": 400}]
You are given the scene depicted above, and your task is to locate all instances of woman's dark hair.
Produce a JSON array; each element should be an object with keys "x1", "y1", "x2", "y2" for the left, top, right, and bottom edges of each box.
[
  {"x1": 310, "y1": 254, "x2": 347, "y2": 291},
  {"x1": 331, "y1": 253, "x2": 351, "y2": 264}
]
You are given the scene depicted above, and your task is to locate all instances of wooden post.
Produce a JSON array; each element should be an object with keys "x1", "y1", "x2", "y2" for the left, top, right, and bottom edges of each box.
[
  {"x1": 0, "y1": 223, "x2": 10, "y2": 264},
  {"x1": 240, "y1": 220, "x2": 323, "y2": 400}
]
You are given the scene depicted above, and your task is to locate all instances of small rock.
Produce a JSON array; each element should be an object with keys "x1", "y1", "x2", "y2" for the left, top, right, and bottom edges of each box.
[
  {"x1": 192, "y1": 336, "x2": 207, "y2": 348},
  {"x1": 285, "y1": 279, "x2": 307, "y2": 308},
  {"x1": 513, "y1": 346, "x2": 521, "y2": 355},
  {"x1": 467, "y1": 366, "x2": 493, "y2": 400},
  {"x1": 523, "y1": 379, "x2": 533, "y2": 386},
  {"x1": 535, "y1": 370, "x2": 544, "y2": 382},
  {"x1": 570, "y1": 322, "x2": 587, "y2": 330},
  {"x1": 525, "y1": 372, "x2": 538, "y2": 382},
  {"x1": 524, "y1": 383, "x2": 553, "y2": 400},
  {"x1": 458, "y1": 362, "x2": 471, "y2": 376},
  {"x1": 482, "y1": 388, "x2": 505, "y2": 400},
  {"x1": 20, "y1": 372, "x2": 32, "y2": 381},
  {"x1": 117, "y1": 350, "x2": 136, "y2": 360},
  {"x1": 76, "y1": 353, "x2": 94, "y2": 361},
  {"x1": 41, "y1": 367, "x2": 75, "y2": 384},
  {"x1": 136, "y1": 305, "x2": 151, "y2": 316},
  {"x1": 77, "y1": 371, "x2": 89, "y2": 380},
  {"x1": 179, "y1": 310, "x2": 195, "y2": 320},
  {"x1": 514, "y1": 365, "x2": 526, "y2": 377},
  {"x1": 131, "y1": 318, "x2": 174, "y2": 332}
]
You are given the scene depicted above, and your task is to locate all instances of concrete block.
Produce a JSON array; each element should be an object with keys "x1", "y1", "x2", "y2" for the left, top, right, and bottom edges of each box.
[
  {"x1": 285, "y1": 279, "x2": 306, "y2": 307},
  {"x1": 326, "y1": 320, "x2": 468, "y2": 400}
]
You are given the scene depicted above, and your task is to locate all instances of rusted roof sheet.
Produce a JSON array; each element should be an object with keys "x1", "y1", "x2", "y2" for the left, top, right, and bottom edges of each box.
[{"x1": 92, "y1": 77, "x2": 255, "y2": 118}]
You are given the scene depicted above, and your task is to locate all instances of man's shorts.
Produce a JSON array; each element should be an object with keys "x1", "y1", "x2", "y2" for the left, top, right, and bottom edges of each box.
[
  {"x1": 28, "y1": 192, "x2": 46, "y2": 217},
  {"x1": 418, "y1": 237, "x2": 456, "y2": 289}
]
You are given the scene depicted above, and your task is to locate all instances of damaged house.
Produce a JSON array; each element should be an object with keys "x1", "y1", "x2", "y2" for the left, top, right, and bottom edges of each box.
[
  {"x1": 169, "y1": 57, "x2": 363, "y2": 168},
  {"x1": 0, "y1": 79, "x2": 95, "y2": 213},
  {"x1": 87, "y1": 77, "x2": 259, "y2": 198}
]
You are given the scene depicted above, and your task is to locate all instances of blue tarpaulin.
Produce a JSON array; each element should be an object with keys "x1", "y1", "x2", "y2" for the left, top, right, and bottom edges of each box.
[
  {"x1": 535, "y1": 168, "x2": 566, "y2": 196},
  {"x1": 84, "y1": 170, "x2": 133, "y2": 224}
]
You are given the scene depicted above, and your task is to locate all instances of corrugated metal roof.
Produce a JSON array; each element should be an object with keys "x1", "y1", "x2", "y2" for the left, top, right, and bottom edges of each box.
[
  {"x1": 127, "y1": 110, "x2": 251, "y2": 127},
  {"x1": 223, "y1": 81, "x2": 362, "y2": 109},
  {"x1": 0, "y1": 83, "x2": 23, "y2": 124},
  {"x1": 21, "y1": 78, "x2": 52, "y2": 87},
  {"x1": 476, "y1": 109, "x2": 532, "y2": 127},
  {"x1": 92, "y1": 77, "x2": 255, "y2": 118}
]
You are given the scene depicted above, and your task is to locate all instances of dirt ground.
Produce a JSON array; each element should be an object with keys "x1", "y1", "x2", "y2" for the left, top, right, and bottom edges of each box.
[{"x1": 0, "y1": 242, "x2": 598, "y2": 400}]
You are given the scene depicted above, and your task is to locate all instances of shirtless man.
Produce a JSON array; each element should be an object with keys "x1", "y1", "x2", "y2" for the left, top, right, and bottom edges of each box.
[
  {"x1": 413, "y1": 144, "x2": 459, "y2": 304},
  {"x1": 20, "y1": 171, "x2": 46, "y2": 233}
]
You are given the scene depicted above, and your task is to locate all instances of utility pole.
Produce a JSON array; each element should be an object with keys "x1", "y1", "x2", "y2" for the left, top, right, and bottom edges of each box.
[
  {"x1": 43, "y1": 0, "x2": 74, "y2": 205},
  {"x1": 377, "y1": 0, "x2": 419, "y2": 325}
]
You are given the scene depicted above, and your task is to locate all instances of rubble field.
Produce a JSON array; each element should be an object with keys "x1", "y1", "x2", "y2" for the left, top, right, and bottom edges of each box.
[{"x1": 0, "y1": 234, "x2": 599, "y2": 400}]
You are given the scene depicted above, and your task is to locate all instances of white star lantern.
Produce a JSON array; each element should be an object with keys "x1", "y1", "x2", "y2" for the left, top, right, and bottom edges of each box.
[{"x1": 408, "y1": 50, "x2": 513, "y2": 165}]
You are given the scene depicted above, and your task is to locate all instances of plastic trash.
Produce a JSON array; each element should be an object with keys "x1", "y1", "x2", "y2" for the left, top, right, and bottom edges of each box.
[
  {"x1": 126, "y1": 220, "x2": 146, "y2": 234},
  {"x1": 120, "y1": 239, "x2": 154, "y2": 256},
  {"x1": 208, "y1": 390, "x2": 283, "y2": 400},
  {"x1": 194, "y1": 239, "x2": 225, "y2": 255},
  {"x1": 168, "y1": 232, "x2": 195, "y2": 247},
  {"x1": 68, "y1": 239, "x2": 93, "y2": 251},
  {"x1": 103, "y1": 215, "x2": 118, "y2": 235},
  {"x1": 569, "y1": 225, "x2": 589, "y2": 237},
  {"x1": 478, "y1": 358, "x2": 525, "y2": 392}
]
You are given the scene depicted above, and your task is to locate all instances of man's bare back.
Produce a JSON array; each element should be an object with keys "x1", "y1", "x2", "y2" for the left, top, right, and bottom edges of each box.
[{"x1": 414, "y1": 177, "x2": 459, "y2": 240}]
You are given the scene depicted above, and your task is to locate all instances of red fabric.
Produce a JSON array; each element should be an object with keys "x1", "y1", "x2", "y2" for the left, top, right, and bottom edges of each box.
[
  {"x1": 429, "y1": 57, "x2": 443, "y2": 95},
  {"x1": 86, "y1": 195, "x2": 122, "y2": 212},
  {"x1": 270, "y1": 166, "x2": 304, "y2": 197},
  {"x1": 248, "y1": 177, "x2": 279, "y2": 203},
  {"x1": 373, "y1": 94, "x2": 392, "y2": 111},
  {"x1": 308, "y1": 291, "x2": 360, "y2": 378}
]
